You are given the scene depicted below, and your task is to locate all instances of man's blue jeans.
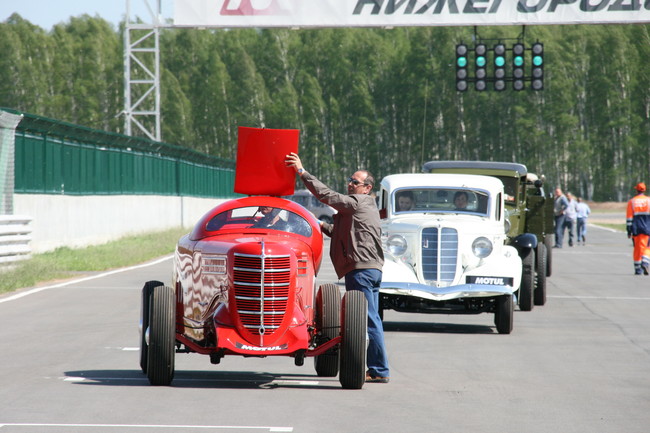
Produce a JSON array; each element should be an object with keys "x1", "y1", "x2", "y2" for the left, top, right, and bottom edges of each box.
[
  {"x1": 554, "y1": 214, "x2": 566, "y2": 247},
  {"x1": 345, "y1": 268, "x2": 390, "y2": 377}
]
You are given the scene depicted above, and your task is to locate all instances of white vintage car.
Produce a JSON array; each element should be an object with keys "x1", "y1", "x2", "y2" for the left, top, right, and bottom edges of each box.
[{"x1": 376, "y1": 173, "x2": 522, "y2": 334}]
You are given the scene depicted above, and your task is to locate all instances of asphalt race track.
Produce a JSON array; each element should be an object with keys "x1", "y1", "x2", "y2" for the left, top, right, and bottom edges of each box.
[{"x1": 1, "y1": 224, "x2": 649, "y2": 433}]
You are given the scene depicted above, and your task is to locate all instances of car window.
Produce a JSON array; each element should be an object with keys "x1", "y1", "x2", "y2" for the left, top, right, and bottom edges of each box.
[
  {"x1": 205, "y1": 206, "x2": 312, "y2": 237},
  {"x1": 394, "y1": 188, "x2": 489, "y2": 216},
  {"x1": 496, "y1": 177, "x2": 517, "y2": 203}
]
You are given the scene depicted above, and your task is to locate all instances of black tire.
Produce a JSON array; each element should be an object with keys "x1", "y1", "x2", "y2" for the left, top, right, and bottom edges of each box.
[
  {"x1": 495, "y1": 294, "x2": 513, "y2": 334},
  {"x1": 139, "y1": 280, "x2": 163, "y2": 374},
  {"x1": 339, "y1": 291, "x2": 367, "y2": 390},
  {"x1": 519, "y1": 248, "x2": 535, "y2": 312},
  {"x1": 535, "y1": 243, "x2": 547, "y2": 306},
  {"x1": 544, "y1": 234, "x2": 553, "y2": 277},
  {"x1": 314, "y1": 284, "x2": 341, "y2": 377},
  {"x1": 146, "y1": 285, "x2": 176, "y2": 386}
]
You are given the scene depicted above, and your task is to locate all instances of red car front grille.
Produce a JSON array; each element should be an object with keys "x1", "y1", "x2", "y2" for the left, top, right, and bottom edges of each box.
[{"x1": 233, "y1": 252, "x2": 291, "y2": 340}]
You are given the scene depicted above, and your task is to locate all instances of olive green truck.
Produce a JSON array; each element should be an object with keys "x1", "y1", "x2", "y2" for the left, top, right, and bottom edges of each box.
[{"x1": 423, "y1": 161, "x2": 554, "y2": 311}]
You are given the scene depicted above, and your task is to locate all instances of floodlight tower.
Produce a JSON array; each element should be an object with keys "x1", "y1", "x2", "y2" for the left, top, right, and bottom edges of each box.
[{"x1": 124, "y1": 0, "x2": 163, "y2": 141}]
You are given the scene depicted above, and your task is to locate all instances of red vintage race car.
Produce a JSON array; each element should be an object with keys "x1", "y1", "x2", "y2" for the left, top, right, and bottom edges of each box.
[{"x1": 139, "y1": 128, "x2": 367, "y2": 389}]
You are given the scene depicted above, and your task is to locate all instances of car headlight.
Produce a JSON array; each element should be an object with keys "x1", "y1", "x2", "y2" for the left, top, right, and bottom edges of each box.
[
  {"x1": 387, "y1": 234, "x2": 408, "y2": 257},
  {"x1": 472, "y1": 237, "x2": 493, "y2": 258},
  {"x1": 504, "y1": 218, "x2": 511, "y2": 234},
  {"x1": 503, "y1": 209, "x2": 512, "y2": 234}
]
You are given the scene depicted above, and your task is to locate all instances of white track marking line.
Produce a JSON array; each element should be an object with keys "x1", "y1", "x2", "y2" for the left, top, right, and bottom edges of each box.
[
  {"x1": 0, "y1": 255, "x2": 173, "y2": 304},
  {"x1": 549, "y1": 295, "x2": 650, "y2": 301},
  {"x1": 0, "y1": 423, "x2": 293, "y2": 431}
]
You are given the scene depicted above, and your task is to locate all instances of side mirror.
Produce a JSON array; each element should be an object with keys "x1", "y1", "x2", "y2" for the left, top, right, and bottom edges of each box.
[{"x1": 379, "y1": 209, "x2": 387, "y2": 220}]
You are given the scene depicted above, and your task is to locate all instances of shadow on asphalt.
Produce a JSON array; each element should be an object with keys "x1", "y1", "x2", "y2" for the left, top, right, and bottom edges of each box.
[
  {"x1": 383, "y1": 320, "x2": 495, "y2": 334},
  {"x1": 63, "y1": 369, "x2": 341, "y2": 390}
]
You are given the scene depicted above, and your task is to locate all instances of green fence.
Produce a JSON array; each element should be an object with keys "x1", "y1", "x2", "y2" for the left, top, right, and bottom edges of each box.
[{"x1": 5, "y1": 109, "x2": 237, "y2": 198}]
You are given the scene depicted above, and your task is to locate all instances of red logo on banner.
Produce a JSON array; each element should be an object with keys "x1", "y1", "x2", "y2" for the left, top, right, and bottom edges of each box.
[{"x1": 220, "y1": 0, "x2": 290, "y2": 15}]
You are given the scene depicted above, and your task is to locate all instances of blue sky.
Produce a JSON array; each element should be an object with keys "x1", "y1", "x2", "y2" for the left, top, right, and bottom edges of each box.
[{"x1": 0, "y1": 0, "x2": 174, "y2": 30}]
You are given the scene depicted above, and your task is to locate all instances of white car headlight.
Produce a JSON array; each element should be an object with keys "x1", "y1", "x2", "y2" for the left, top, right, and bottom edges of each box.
[
  {"x1": 387, "y1": 234, "x2": 408, "y2": 257},
  {"x1": 504, "y1": 209, "x2": 512, "y2": 233},
  {"x1": 472, "y1": 237, "x2": 493, "y2": 258}
]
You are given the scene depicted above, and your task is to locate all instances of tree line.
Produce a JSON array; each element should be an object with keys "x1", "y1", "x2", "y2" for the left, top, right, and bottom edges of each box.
[{"x1": 1, "y1": 13, "x2": 649, "y2": 201}]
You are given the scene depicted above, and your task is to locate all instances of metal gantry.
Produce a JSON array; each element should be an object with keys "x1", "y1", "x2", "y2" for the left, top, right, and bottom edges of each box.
[{"x1": 124, "y1": 0, "x2": 163, "y2": 141}]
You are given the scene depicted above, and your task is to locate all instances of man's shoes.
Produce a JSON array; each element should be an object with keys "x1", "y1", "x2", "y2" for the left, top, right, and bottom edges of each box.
[
  {"x1": 553, "y1": 246, "x2": 562, "y2": 249},
  {"x1": 366, "y1": 372, "x2": 390, "y2": 383},
  {"x1": 643, "y1": 263, "x2": 649, "y2": 276}
]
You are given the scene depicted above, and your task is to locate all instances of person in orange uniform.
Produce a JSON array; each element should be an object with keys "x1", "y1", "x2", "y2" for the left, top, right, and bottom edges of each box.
[{"x1": 626, "y1": 182, "x2": 650, "y2": 275}]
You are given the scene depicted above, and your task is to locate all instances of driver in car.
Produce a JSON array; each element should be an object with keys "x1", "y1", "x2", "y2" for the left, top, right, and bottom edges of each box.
[
  {"x1": 453, "y1": 191, "x2": 469, "y2": 210},
  {"x1": 252, "y1": 206, "x2": 285, "y2": 228}
]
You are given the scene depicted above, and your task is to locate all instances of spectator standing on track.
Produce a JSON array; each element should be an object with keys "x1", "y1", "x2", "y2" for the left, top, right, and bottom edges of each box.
[
  {"x1": 575, "y1": 197, "x2": 591, "y2": 245},
  {"x1": 284, "y1": 152, "x2": 391, "y2": 383},
  {"x1": 626, "y1": 182, "x2": 650, "y2": 275},
  {"x1": 553, "y1": 188, "x2": 569, "y2": 248},
  {"x1": 563, "y1": 193, "x2": 578, "y2": 247}
]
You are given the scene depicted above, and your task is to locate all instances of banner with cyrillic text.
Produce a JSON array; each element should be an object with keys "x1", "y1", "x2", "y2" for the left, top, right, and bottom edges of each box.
[{"x1": 174, "y1": 0, "x2": 650, "y2": 28}]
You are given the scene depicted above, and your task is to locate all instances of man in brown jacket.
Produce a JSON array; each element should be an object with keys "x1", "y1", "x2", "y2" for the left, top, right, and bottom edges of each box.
[{"x1": 285, "y1": 152, "x2": 390, "y2": 383}]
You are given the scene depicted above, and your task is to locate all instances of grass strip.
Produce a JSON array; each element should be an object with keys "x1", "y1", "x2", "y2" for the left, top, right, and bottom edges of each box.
[{"x1": 0, "y1": 227, "x2": 188, "y2": 295}]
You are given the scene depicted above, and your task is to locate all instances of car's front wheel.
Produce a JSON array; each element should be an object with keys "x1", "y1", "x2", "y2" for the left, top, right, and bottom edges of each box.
[
  {"x1": 314, "y1": 284, "x2": 341, "y2": 377},
  {"x1": 494, "y1": 294, "x2": 514, "y2": 334},
  {"x1": 544, "y1": 234, "x2": 553, "y2": 277},
  {"x1": 519, "y1": 248, "x2": 535, "y2": 311},
  {"x1": 339, "y1": 290, "x2": 367, "y2": 390},
  {"x1": 535, "y1": 243, "x2": 547, "y2": 306},
  {"x1": 146, "y1": 285, "x2": 176, "y2": 386},
  {"x1": 139, "y1": 280, "x2": 164, "y2": 374}
]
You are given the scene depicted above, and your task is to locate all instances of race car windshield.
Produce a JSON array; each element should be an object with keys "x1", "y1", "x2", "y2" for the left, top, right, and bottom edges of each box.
[
  {"x1": 394, "y1": 188, "x2": 489, "y2": 216},
  {"x1": 205, "y1": 206, "x2": 312, "y2": 237}
]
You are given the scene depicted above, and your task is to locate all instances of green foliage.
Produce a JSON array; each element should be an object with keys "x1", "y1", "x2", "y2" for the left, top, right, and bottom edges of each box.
[{"x1": 1, "y1": 14, "x2": 649, "y2": 201}]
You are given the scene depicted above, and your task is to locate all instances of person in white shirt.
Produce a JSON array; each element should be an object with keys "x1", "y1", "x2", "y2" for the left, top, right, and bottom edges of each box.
[
  {"x1": 575, "y1": 197, "x2": 591, "y2": 245},
  {"x1": 562, "y1": 193, "x2": 578, "y2": 247}
]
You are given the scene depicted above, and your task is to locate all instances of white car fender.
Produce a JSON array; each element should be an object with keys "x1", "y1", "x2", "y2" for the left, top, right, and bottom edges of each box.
[{"x1": 381, "y1": 255, "x2": 419, "y2": 284}]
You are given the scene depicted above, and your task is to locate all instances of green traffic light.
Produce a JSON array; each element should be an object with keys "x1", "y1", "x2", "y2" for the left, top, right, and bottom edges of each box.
[
  {"x1": 514, "y1": 56, "x2": 524, "y2": 67},
  {"x1": 495, "y1": 56, "x2": 505, "y2": 67},
  {"x1": 533, "y1": 55, "x2": 543, "y2": 66},
  {"x1": 457, "y1": 57, "x2": 467, "y2": 68},
  {"x1": 476, "y1": 56, "x2": 486, "y2": 67}
]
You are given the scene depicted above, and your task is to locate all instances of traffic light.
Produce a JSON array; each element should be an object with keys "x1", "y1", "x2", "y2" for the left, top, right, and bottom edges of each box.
[
  {"x1": 512, "y1": 43, "x2": 525, "y2": 91},
  {"x1": 455, "y1": 44, "x2": 468, "y2": 92},
  {"x1": 493, "y1": 43, "x2": 506, "y2": 91},
  {"x1": 475, "y1": 44, "x2": 487, "y2": 91},
  {"x1": 531, "y1": 42, "x2": 544, "y2": 90}
]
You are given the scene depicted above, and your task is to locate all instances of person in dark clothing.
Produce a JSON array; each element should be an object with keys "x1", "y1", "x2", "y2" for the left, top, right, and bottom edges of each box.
[
  {"x1": 553, "y1": 188, "x2": 569, "y2": 248},
  {"x1": 285, "y1": 152, "x2": 390, "y2": 383}
]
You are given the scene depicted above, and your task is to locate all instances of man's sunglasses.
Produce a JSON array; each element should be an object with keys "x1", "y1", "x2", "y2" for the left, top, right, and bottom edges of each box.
[{"x1": 348, "y1": 177, "x2": 368, "y2": 186}]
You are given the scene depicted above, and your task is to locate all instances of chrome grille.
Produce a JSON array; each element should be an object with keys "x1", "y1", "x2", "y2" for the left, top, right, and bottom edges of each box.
[
  {"x1": 233, "y1": 251, "x2": 291, "y2": 339},
  {"x1": 421, "y1": 227, "x2": 458, "y2": 283}
]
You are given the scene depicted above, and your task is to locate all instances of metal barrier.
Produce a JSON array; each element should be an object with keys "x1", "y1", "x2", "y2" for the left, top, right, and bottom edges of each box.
[{"x1": 0, "y1": 215, "x2": 32, "y2": 264}]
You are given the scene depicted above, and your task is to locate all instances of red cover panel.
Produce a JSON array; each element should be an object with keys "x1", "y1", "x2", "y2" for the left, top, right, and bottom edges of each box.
[{"x1": 234, "y1": 126, "x2": 300, "y2": 196}]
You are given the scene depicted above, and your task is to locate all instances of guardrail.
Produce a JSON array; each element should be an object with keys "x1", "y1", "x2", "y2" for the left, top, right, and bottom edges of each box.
[{"x1": 0, "y1": 215, "x2": 32, "y2": 264}]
